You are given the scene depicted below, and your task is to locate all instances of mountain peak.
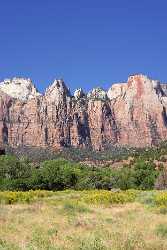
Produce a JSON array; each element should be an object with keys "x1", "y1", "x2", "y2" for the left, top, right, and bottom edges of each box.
[
  {"x1": 0, "y1": 77, "x2": 41, "y2": 101},
  {"x1": 44, "y1": 79, "x2": 71, "y2": 103},
  {"x1": 0, "y1": 73, "x2": 167, "y2": 150}
]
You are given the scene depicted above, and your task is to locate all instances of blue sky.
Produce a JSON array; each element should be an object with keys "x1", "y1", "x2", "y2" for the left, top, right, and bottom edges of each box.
[{"x1": 0, "y1": 0, "x2": 167, "y2": 94}]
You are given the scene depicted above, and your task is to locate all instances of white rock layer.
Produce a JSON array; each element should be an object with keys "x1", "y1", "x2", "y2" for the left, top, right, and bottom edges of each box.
[
  {"x1": 107, "y1": 83, "x2": 127, "y2": 100},
  {"x1": 74, "y1": 88, "x2": 85, "y2": 99},
  {"x1": 0, "y1": 77, "x2": 41, "y2": 101}
]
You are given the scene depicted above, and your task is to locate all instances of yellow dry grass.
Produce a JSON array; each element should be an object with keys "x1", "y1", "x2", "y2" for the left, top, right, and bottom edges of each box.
[{"x1": 0, "y1": 191, "x2": 167, "y2": 250}]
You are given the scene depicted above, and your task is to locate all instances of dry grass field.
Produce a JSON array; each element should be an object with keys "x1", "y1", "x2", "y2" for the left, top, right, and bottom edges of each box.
[{"x1": 1, "y1": 190, "x2": 167, "y2": 250}]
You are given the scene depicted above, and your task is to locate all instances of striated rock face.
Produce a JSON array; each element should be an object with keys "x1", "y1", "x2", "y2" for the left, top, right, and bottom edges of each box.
[{"x1": 0, "y1": 74, "x2": 167, "y2": 150}]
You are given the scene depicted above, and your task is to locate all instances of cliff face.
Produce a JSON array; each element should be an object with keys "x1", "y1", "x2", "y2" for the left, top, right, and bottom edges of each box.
[{"x1": 0, "y1": 74, "x2": 167, "y2": 150}]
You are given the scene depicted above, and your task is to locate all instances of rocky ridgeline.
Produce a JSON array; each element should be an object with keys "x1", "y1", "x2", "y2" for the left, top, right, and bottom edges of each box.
[
  {"x1": 0, "y1": 77, "x2": 41, "y2": 101},
  {"x1": 0, "y1": 74, "x2": 167, "y2": 150}
]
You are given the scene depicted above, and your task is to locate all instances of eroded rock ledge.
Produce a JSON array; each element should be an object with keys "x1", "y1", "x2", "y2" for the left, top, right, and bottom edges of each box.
[{"x1": 0, "y1": 74, "x2": 167, "y2": 150}]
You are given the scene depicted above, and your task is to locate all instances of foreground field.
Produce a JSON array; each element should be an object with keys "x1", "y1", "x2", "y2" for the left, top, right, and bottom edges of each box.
[{"x1": 1, "y1": 190, "x2": 167, "y2": 250}]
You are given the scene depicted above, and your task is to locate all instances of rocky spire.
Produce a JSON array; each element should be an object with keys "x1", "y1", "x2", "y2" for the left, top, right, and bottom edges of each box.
[
  {"x1": 74, "y1": 88, "x2": 85, "y2": 100},
  {"x1": 44, "y1": 79, "x2": 71, "y2": 103}
]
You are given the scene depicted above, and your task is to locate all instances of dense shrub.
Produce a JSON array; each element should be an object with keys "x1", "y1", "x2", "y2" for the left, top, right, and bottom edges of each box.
[
  {"x1": 0, "y1": 155, "x2": 34, "y2": 190},
  {"x1": 155, "y1": 192, "x2": 167, "y2": 207},
  {"x1": 76, "y1": 168, "x2": 116, "y2": 190},
  {"x1": 0, "y1": 189, "x2": 139, "y2": 205},
  {"x1": 0, "y1": 190, "x2": 55, "y2": 204},
  {"x1": 132, "y1": 159, "x2": 159, "y2": 190},
  {"x1": 39, "y1": 159, "x2": 82, "y2": 190},
  {"x1": 0, "y1": 155, "x2": 32, "y2": 179},
  {"x1": 82, "y1": 190, "x2": 139, "y2": 205},
  {"x1": 0, "y1": 154, "x2": 161, "y2": 191}
]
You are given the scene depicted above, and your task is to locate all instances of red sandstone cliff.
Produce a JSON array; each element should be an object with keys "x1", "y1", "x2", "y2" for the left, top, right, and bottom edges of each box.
[{"x1": 0, "y1": 74, "x2": 167, "y2": 150}]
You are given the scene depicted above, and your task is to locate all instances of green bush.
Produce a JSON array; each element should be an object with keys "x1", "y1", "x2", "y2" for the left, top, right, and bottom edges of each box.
[
  {"x1": 132, "y1": 159, "x2": 159, "y2": 190},
  {"x1": 82, "y1": 190, "x2": 138, "y2": 205},
  {"x1": 0, "y1": 153, "x2": 161, "y2": 191},
  {"x1": 0, "y1": 155, "x2": 32, "y2": 179},
  {"x1": 0, "y1": 190, "x2": 55, "y2": 204},
  {"x1": 40, "y1": 159, "x2": 83, "y2": 190},
  {"x1": 155, "y1": 192, "x2": 167, "y2": 207}
]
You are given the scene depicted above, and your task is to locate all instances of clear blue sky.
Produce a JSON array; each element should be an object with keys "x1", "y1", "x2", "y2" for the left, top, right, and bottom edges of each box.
[{"x1": 0, "y1": 0, "x2": 167, "y2": 94}]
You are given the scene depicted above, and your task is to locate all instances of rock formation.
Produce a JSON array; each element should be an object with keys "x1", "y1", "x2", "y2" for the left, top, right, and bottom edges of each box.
[
  {"x1": 74, "y1": 88, "x2": 85, "y2": 100},
  {"x1": 0, "y1": 74, "x2": 167, "y2": 150},
  {"x1": 0, "y1": 78, "x2": 41, "y2": 101}
]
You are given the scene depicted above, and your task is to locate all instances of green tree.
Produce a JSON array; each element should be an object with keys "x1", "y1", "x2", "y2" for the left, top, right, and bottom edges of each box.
[
  {"x1": 132, "y1": 159, "x2": 159, "y2": 190},
  {"x1": 40, "y1": 159, "x2": 82, "y2": 190}
]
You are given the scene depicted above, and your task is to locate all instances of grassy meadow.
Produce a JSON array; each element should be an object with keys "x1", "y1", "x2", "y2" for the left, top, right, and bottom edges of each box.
[
  {"x1": 2, "y1": 144, "x2": 167, "y2": 250},
  {"x1": 1, "y1": 190, "x2": 167, "y2": 250}
]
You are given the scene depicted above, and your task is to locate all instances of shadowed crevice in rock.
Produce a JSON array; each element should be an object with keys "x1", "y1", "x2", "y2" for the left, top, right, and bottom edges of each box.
[
  {"x1": 44, "y1": 127, "x2": 48, "y2": 145},
  {"x1": 162, "y1": 107, "x2": 167, "y2": 127},
  {"x1": 2, "y1": 122, "x2": 8, "y2": 144},
  {"x1": 100, "y1": 102, "x2": 120, "y2": 147},
  {"x1": 148, "y1": 115, "x2": 160, "y2": 146},
  {"x1": 77, "y1": 113, "x2": 91, "y2": 147}
]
